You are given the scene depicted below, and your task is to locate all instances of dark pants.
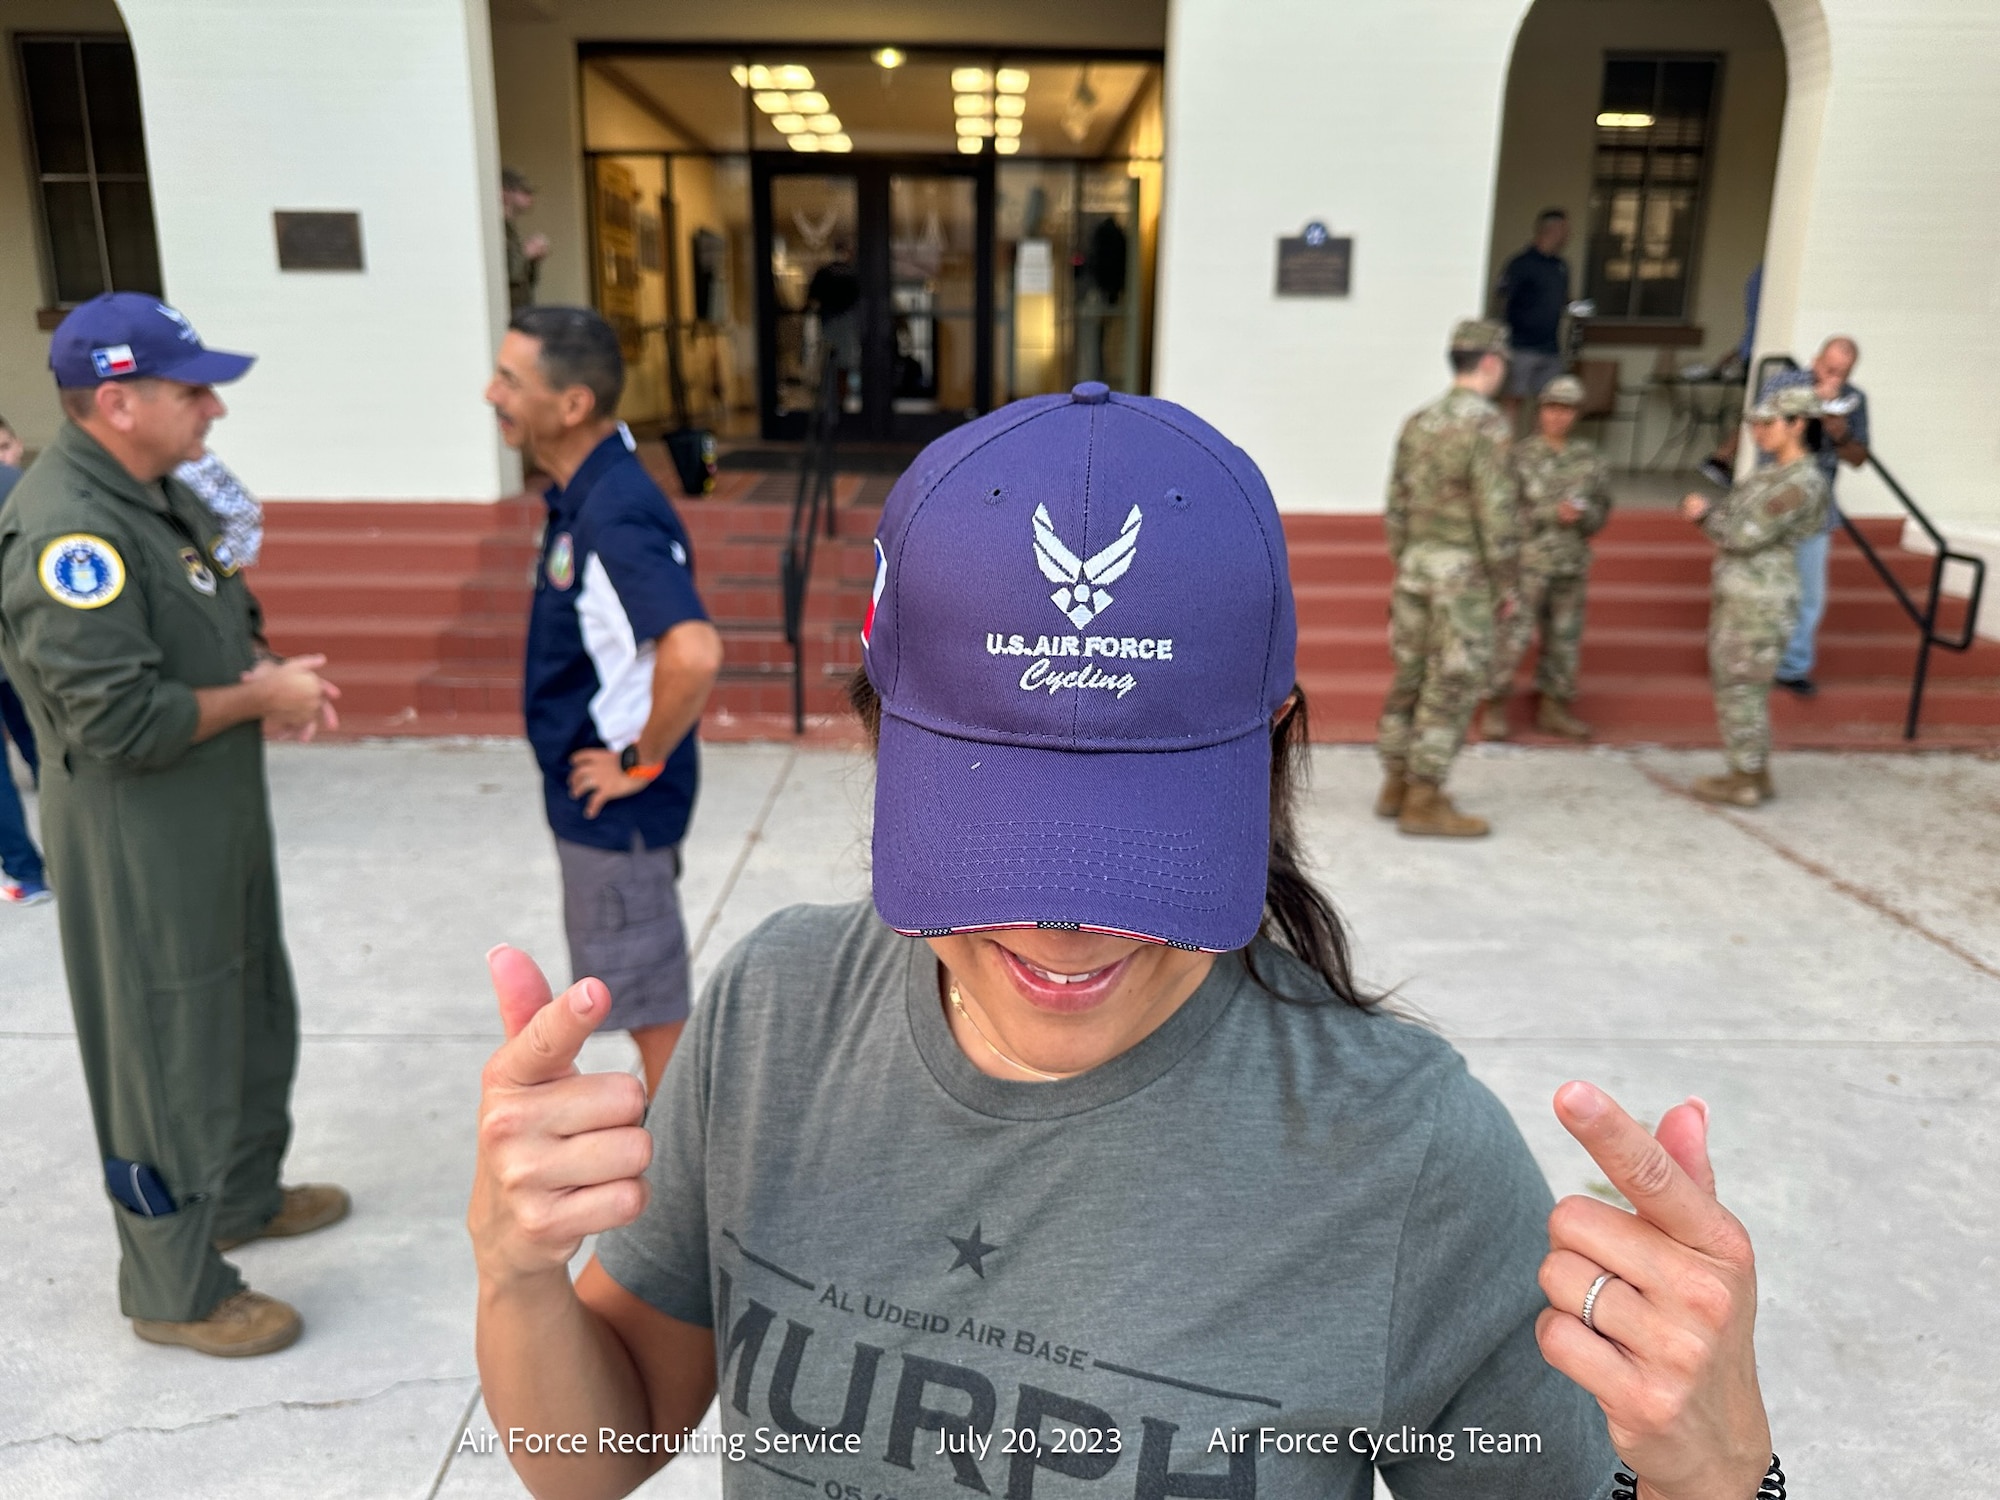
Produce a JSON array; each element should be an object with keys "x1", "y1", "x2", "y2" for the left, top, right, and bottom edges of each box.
[
  {"x1": 0, "y1": 680, "x2": 42, "y2": 884},
  {"x1": 43, "y1": 724, "x2": 298, "y2": 1320}
]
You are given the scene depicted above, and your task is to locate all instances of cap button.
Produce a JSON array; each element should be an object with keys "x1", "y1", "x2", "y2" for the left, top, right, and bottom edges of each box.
[{"x1": 1070, "y1": 381, "x2": 1110, "y2": 405}]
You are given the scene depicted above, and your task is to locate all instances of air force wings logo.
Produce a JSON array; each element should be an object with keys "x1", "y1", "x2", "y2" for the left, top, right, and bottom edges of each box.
[{"x1": 1033, "y1": 503, "x2": 1141, "y2": 627}]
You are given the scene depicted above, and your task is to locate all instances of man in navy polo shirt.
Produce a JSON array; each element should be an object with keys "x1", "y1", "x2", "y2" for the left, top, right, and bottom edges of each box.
[{"x1": 487, "y1": 308, "x2": 723, "y2": 1091}]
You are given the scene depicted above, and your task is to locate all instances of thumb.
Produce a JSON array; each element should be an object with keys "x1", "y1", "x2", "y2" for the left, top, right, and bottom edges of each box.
[
  {"x1": 488, "y1": 944, "x2": 554, "y2": 1040},
  {"x1": 486, "y1": 950, "x2": 612, "y2": 1088},
  {"x1": 1654, "y1": 1094, "x2": 1717, "y2": 1197}
]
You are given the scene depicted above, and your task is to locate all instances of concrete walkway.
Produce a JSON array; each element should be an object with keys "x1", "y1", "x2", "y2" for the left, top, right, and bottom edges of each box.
[{"x1": 1, "y1": 741, "x2": 1994, "y2": 1497}]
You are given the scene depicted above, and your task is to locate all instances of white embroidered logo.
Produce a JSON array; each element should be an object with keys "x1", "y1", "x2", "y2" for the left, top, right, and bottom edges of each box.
[{"x1": 1033, "y1": 503, "x2": 1142, "y2": 627}]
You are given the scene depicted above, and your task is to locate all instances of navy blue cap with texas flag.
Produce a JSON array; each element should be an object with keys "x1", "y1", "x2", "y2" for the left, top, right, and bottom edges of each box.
[
  {"x1": 49, "y1": 292, "x2": 255, "y2": 389},
  {"x1": 862, "y1": 380, "x2": 1298, "y2": 954}
]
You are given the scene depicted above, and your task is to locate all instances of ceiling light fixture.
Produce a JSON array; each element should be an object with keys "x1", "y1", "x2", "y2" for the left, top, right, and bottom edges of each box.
[
  {"x1": 823, "y1": 133, "x2": 853, "y2": 152},
  {"x1": 994, "y1": 94, "x2": 1025, "y2": 119},
  {"x1": 954, "y1": 116, "x2": 994, "y2": 137},
  {"x1": 731, "y1": 65, "x2": 749, "y2": 87},
  {"x1": 994, "y1": 117, "x2": 1022, "y2": 137},
  {"x1": 789, "y1": 91, "x2": 829, "y2": 114},
  {"x1": 951, "y1": 67, "x2": 991, "y2": 93},
  {"x1": 753, "y1": 91, "x2": 791, "y2": 113},
  {"x1": 995, "y1": 67, "x2": 1030, "y2": 94},
  {"x1": 789, "y1": 134, "x2": 823, "y2": 152},
  {"x1": 995, "y1": 137, "x2": 1020, "y2": 155},
  {"x1": 772, "y1": 114, "x2": 807, "y2": 134},
  {"x1": 807, "y1": 114, "x2": 842, "y2": 134},
  {"x1": 1596, "y1": 111, "x2": 1655, "y2": 128},
  {"x1": 953, "y1": 94, "x2": 992, "y2": 116},
  {"x1": 957, "y1": 137, "x2": 983, "y2": 155},
  {"x1": 771, "y1": 65, "x2": 814, "y2": 91},
  {"x1": 873, "y1": 47, "x2": 905, "y2": 69}
]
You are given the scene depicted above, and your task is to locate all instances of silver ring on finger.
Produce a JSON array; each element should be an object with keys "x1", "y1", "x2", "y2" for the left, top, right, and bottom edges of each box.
[{"x1": 1580, "y1": 1271, "x2": 1618, "y2": 1333}]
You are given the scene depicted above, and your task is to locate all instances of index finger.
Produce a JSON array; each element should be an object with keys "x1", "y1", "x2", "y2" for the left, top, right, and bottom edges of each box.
[
  {"x1": 1554, "y1": 1081, "x2": 1738, "y2": 1259},
  {"x1": 486, "y1": 946, "x2": 611, "y2": 1087}
]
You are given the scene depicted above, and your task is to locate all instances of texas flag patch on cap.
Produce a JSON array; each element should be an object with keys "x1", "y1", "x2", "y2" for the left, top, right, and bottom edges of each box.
[{"x1": 91, "y1": 345, "x2": 138, "y2": 378}]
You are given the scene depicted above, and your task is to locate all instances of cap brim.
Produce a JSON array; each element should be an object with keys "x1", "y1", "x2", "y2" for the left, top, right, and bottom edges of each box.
[
  {"x1": 872, "y1": 712, "x2": 1271, "y2": 953},
  {"x1": 160, "y1": 348, "x2": 256, "y2": 385}
]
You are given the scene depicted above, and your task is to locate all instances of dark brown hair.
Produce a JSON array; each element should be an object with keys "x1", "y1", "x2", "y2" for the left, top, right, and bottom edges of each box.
[{"x1": 846, "y1": 670, "x2": 1378, "y2": 1011}]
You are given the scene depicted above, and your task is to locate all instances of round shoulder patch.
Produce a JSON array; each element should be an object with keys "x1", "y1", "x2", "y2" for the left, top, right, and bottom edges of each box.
[{"x1": 38, "y1": 534, "x2": 126, "y2": 610}]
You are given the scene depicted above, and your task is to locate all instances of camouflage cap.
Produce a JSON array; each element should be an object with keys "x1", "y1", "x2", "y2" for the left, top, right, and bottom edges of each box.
[
  {"x1": 1539, "y1": 374, "x2": 1586, "y2": 406},
  {"x1": 1747, "y1": 384, "x2": 1822, "y2": 422},
  {"x1": 1449, "y1": 318, "x2": 1511, "y2": 356}
]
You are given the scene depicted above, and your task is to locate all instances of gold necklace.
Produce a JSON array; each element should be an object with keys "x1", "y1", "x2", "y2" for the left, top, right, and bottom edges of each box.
[{"x1": 948, "y1": 982, "x2": 1081, "y2": 1082}]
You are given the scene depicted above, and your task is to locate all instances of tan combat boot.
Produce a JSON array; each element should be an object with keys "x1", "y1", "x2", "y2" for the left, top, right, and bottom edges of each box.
[
  {"x1": 1536, "y1": 695, "x2": 1592, "y2": 741},
  {"x1": 1479, "y1": 698, "x2": 1511, "y2": 741},
  {"x1": 1397, "y1": 779, "x2": 1491, "y2": 837},
  {"x1": 214, "y1": 1183, "x2": 351, "y2": 1252},
  {"x1": 132, "y1": 1288, "x2": 302, "y2": 1358},
  {"x1": 1373, "y1": 760, "x2": 1408, "y2": 819},
  {"x1": 1690, "y1": 769, "x2": 1773, "y2": 807}
]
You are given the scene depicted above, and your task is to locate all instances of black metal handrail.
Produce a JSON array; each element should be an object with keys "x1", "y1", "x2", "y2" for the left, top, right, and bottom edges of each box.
[
  {"x1": 1839, "y1": 455, "x2": 1986, "y2": 739},
  {"x1": 780, "y1": 355, "x2": 842, "y2": 734}
]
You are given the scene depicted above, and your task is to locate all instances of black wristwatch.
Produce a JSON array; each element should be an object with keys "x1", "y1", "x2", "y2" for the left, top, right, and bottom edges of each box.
[
  {"x1": 1612, "y1": 1454, "x2": 1784, "y2": 1500},
  {"x1": 619, "y1": 744, "x2": 664, "y2": 782}
]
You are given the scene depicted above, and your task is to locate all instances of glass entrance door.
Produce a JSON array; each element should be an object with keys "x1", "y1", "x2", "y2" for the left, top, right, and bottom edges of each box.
[{"x1": 755, "y1": 156, "x2": 993, "y2": 442}]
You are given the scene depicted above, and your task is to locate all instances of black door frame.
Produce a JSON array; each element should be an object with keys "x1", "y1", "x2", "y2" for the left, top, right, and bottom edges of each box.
[{"x1": 753, "y1": 152, "x2": 995, "y2": 442}]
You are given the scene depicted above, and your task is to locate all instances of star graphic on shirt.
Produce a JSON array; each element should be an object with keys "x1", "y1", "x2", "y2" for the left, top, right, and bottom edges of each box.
[{"x1": 947, "y1": 1222, "x2": 999, "y2": 1278}]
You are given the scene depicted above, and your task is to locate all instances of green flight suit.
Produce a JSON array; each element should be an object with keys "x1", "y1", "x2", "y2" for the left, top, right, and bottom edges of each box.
[{"x1": 0, "y1": 422, "x2": 297, "y2": 1322}]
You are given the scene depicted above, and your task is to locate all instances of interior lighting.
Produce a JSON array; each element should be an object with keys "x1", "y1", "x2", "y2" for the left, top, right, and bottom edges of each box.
[
  {"x1": 753, "y1": 91, "x2": 791, "y2": 113},
  {"x1": 789, "y1": 134, "x2": 823, "y2": 152},
  {"x1": 771, "y1": 64, "x2": 815, "y2": 90},
  {"x1": 954, "y1": 94, "x2": 993, "y2": 116},
  {"x1": 873, "y1": 47, "x2": 905, "y2": 69},
  {"x1": 951, "y1": 67, "x2": 992, "y2": 92},
  {"x1": 995, "y1": 136, "x2": 1020, "y2": 155},
  {"x1": 789, "y1": 91, "x2": 829, "y2": 114},
  {"x1": 957, "y1": 137, "x2": 983, "y2": 154},
  {"x1": 1596, "y1": 111, "x2": 1655, "y2": 128},
  {"x1": 807, "y1": 114, "x2": 842, "y2": 133},
  {"x1": 994, "y1": 94, "x2": 1026, "y2": 119},
  {"x1": 995, "y1": 67, "x2": 1030, "y2": 93},
  {"x1": 994, "y1": 116, "x2": 1022, "y2": 137},
  {"x1": 955, "y1": 116, "x2": 994, "y2": 137},
  {"x1": 772, "y1": 114, "x2": 807, "y2": 134},
  {"x1": 823, "y1": 133, "x2": 853, "y2": 152},
  {"x1": 731, "y1": 65, "x2": 750, "y2": 87}
]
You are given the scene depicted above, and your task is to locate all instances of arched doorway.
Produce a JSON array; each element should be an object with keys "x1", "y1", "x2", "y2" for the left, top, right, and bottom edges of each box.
[{"x1": 1485, "y1": 0, "x2": 1791, "y2": 490}]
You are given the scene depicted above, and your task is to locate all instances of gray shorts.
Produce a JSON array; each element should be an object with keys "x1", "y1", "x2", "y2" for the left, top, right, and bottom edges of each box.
[
  {"x1": 556, "y1": 837, "x2": 692, "y2": 1032},
  {"x1": 1506, "y1": 350, "x2": 1566, "y2": 400}
]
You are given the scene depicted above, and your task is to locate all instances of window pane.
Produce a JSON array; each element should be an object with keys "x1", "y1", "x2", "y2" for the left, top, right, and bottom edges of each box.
[
  {"x1": 21, "y1": 40, "x2": 89, "y2": 174},
  {"x1": 890, "y1": 173, "x2": 977, "y2": 414},
  {"x1": 82, "y1": 42, "x2": 149, "y2": 175},
  {"x1": 1634, "y1": 187, "x2": 1696, "y2": 319},
  {"x1": 768, "y1": 174, "x2": 859, "y2": 416},
  {"x1": 99, "y1": 180, "x2": 163, "y2": 294},
  {"x1": 42, "y1": 181, "x2": 105, "y2": 302},
  {"x1": 1598, "y1": 58, "x2": 1656, "y2": 118}
]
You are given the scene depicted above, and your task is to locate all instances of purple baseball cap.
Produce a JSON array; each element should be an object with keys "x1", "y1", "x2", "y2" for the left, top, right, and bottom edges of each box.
[
  {"x1": 863, "y1": 382, "x2": 1298, "y2": 953},
  {"x1": 49, "y1": 292, "x2": 255, "y2": 388}
]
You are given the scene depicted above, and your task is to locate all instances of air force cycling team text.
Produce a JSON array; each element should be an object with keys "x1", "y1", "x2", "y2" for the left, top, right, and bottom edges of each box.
[{"x1": 988, "y1": 633, "x2": 1173, "y2": 699}]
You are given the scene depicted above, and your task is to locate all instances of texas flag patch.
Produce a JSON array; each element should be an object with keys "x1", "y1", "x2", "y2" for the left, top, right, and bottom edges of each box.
[
  {"x1": 91, "y1": 344, "x2": 138, "y2": 377},
  {"x1": 861, "y1": 538, "x2": 887, "y2": 649}
]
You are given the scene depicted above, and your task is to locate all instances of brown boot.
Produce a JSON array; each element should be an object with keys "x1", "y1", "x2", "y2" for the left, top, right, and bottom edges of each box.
[
  {"x1": 1397, "y1": 779, "x2": 1491, "y2": 837},
  {"x1": 1479, "y1": 698, "x2": 1511, "y2": 741},
  {"x1": 132, "y1": 1289, "x2": 302, "y2": 1358},
  {"x1": 215, "y1": 1183, "x2": 351, "y2": 1252},
  {"x1": 1690, "y1": 769, "x2": 1772, "y2": 807},
  {"x1": 1373, "y1": 761, "x2": 1408, "y2": 819},
  {"x1": 1536, "y1": 695, "x2": 1592, "y2": 741}
]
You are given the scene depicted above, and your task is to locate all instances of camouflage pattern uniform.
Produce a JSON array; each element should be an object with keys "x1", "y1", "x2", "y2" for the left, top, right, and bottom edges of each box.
[
  {"x1": 1377, "y1": 373, "x2": 1520, "y2": 783},
  {"x1": 1703, "y1": 455, "x2": 1829, "y2": 772},
  {"x1": 1487, "y1": 432, "x2": 1612, "y2": 702}
]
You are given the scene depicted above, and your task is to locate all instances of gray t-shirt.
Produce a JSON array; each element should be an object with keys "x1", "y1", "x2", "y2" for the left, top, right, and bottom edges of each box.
[{"x1": 599, "y1": 901, "x2": 1617, "y2": 1499}]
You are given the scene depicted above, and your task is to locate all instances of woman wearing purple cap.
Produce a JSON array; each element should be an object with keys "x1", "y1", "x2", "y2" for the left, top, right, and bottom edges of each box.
[{"x1": 468, "y1": 389, "x2": 1781, "y2": 1500}]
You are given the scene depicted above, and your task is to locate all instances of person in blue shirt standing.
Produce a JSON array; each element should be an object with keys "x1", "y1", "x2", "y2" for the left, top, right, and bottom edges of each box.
[
  {"x1": 486, "y1": 307, "x2": 724, "y2": 1091},
  {"x1": 1493, "y1": 208, "x2": 1573, "y2": 429},
  {"x1": 1758, "y1": 336, "x2": 1870, "y2": 696},
  {"x1": 0, "y1": 427, "x2": 52, "y2": 906}
]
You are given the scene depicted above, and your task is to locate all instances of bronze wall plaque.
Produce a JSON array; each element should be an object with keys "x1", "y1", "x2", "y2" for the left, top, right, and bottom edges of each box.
[
  {"x1": 1275, "y1": 224, "x2": 1351, "y2": 297},
  {"x1": 273, "y1": 211, "x2": 365, "y2": 272}
]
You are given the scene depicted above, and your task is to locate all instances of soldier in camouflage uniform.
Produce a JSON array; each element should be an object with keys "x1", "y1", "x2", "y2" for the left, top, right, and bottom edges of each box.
[
  {"x1": 1375, "y1": 319, "x2": 1520, "y2": 837},
  {"x1": 1481, "y1": 374, "x2": 1611, "y2": 741},
  {"x1": 1679, "y1": 384, "x2": 1830, "y2": 806}
]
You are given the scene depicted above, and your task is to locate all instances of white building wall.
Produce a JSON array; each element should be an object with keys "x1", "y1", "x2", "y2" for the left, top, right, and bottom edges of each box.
[
  {"x1": 117, "y1": 0, "x2": 514, "y2": 501},
  {"x1": 1159, "y1": 0, "x2": 2000, "y2": 539}
]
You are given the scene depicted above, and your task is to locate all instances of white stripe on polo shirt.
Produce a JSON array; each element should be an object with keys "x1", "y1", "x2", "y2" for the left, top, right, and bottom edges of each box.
[{"x1": 577, "y1": 551, "x2": 654, "y2": 751}]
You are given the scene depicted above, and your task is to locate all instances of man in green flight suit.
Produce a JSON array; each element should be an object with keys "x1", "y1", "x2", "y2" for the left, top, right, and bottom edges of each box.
[
  {"x1": 1481, "y1": 373, "x2": 1613, "y2": 742},
  {"x1": 0, "y1": 294, "x2": 348, "y2": 1356},
  {"x1": 1375, "y1": 318, "x2": 1521, "y2": 837}
]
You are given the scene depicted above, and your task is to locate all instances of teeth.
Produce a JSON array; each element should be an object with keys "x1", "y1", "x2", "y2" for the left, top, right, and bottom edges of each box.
[{"x1": 1022, "y1": 960, "x2": 1107, "y2": 986}]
